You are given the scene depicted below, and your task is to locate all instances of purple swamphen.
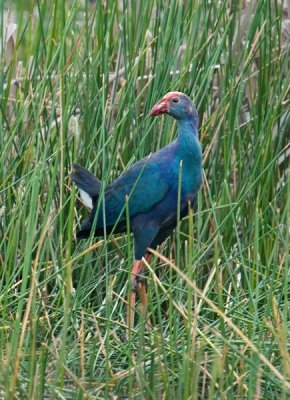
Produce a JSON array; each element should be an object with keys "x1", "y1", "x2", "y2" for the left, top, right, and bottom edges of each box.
[{"x1": 71, "y1": 92, "x2": 202, "y2": 330}]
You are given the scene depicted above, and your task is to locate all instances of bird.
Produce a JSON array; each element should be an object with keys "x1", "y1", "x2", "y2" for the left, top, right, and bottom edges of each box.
[{"x1": 71, "y1": 91, "x2": 202, "y2": 331}]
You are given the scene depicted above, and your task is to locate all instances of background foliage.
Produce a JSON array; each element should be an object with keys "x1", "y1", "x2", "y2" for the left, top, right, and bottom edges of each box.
[{"x1": 0, "y1": 0, "x2": 289, "y2": 398}]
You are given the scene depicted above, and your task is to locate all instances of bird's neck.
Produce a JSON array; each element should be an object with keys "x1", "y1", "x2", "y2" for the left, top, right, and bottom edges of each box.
[
  {"x1": 175, "y1": 115, "x2": 202, "y2": 195},
  {"x1": 177, "y1": 116, "x2": 200, "y2": 152}
]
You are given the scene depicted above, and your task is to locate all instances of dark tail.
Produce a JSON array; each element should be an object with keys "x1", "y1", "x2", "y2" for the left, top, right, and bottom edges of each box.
[
  {"x1": 70, "y1": 163, "x2": 101, "y2": 199},
  {"x1": 71, "y1": 163, "x2": 102, "y2": 238}
]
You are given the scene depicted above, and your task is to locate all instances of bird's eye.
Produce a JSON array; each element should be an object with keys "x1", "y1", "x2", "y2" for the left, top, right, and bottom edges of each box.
[{"x1": 172, "y1": 98, "x2": 179, "y2": 103}]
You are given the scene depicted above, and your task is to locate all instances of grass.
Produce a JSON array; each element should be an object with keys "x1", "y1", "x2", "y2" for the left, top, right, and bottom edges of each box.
[{"x1": 0, "y1": 0, "x2": 289, "y2": 398}]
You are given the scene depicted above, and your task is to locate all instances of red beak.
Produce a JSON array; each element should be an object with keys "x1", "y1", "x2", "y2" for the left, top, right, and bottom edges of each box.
[{"x1": 150, "y1": 100, "x2": 169, "y2": 117}]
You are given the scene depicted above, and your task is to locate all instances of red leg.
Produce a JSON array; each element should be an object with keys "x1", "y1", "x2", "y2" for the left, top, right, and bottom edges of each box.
[
  {"x1": 144, "y1": 254, "x2": 152, "y2": 263},
  {"x1": 136, "y1": 282, "x2": 151, "y2": 327},
  {"x1": 127, "y1": 260, "x2": 142, "y2": 331},
  {"x1": 126, "y1": 254, "x2": 153, "y2": 331},
  {"x1": 136, "y1": 253, "x2": 152, "y2": 326}
]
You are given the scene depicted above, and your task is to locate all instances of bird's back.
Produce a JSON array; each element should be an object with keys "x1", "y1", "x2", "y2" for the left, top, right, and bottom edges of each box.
[{"x1": 82, "y1": 141, "x2": 178, "y2": 234}]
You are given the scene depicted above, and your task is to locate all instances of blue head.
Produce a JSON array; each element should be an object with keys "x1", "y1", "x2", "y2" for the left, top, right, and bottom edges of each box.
[{"x1": 150, "y1": 92, "x2": 198, "y2": 126}]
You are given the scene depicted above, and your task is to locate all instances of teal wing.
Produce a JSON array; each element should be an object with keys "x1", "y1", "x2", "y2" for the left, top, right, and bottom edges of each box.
[{"x1": 97, "y1": 158, "x2": 169, "y2": 227}]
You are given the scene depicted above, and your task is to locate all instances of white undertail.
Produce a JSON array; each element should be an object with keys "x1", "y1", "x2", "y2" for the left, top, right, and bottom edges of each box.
[{"x1": 80, "y1": 189, "x2": 93, "y2": 209}]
